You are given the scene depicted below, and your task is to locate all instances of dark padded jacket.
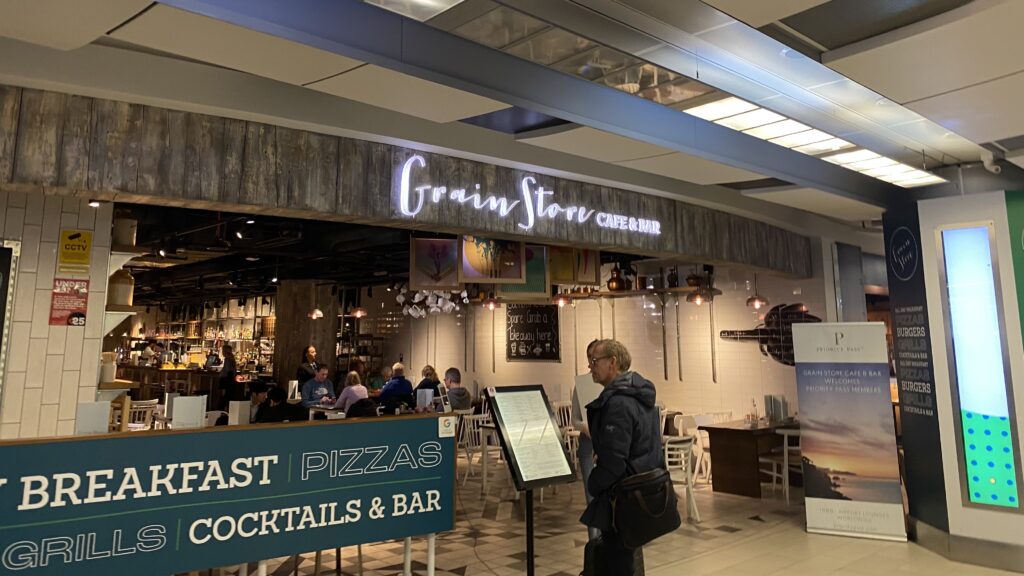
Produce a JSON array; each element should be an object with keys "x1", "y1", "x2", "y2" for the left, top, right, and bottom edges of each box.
[{"x1": 580, "y1": 371, "x2": 663, "y2": 531}]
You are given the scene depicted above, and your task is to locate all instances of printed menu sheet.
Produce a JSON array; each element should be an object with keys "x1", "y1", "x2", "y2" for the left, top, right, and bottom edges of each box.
[{"x1": 492, "y1": 390, "x2": 572, "y2": 482}]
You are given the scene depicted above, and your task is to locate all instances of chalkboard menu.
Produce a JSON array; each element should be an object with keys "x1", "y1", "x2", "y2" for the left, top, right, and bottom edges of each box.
[{"x1": 506, "y1": 304, "x2": 560, "y2": 362}]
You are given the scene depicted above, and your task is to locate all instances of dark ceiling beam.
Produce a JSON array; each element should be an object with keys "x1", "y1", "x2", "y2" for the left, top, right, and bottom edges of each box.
[{"x1": 159, "y1": 0, "x2": 898, "y2": 208}]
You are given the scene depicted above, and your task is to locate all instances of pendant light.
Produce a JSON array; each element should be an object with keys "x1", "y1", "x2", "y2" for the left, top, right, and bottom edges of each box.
[
  {"x1": 482, "y1": 291, "x2": 500, "y2": 311},
  {"x1": 746, "y1": 274, "x2": 770, "y2": 310},
  {"x1": 552, "y1": 288, "x2": 570, "y2": 308}
]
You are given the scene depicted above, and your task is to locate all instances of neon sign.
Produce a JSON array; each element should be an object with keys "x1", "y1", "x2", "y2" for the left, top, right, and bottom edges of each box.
[{"x1": 397, "y1": 155, "x2": 661, "y2": 235}]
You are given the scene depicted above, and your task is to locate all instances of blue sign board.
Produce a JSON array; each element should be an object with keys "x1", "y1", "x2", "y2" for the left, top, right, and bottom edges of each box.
[{"x1": 0, "y1": 416, "x2": 456, "y2": 574}]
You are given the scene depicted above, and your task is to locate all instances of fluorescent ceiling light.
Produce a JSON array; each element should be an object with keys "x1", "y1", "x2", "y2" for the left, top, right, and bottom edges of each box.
[
  {"x1": 743, "y1": 119, "x2": 809, "y2": 140},
  {"x1": 822, "y1": 149, "x2": 879, "y2": 165},
  {"x1": 683, "y1": 97, "x2": 757, "y2": 121},
  {"x1": 792, "y1": 138, "x2": 854, "y2": 155},
  {"x1": 769, "y1": 129, "x2": 832, "y2": 148},
  {"x1": 882, "y1": 169, "x2": 933, "y2": 183},
  {"x1": 362, "y1": 0, "x2": 464, "y2": 21},
  {"x1": 716, "y1": 108, "x2": 785, "y2": 131},
  {"x1": 847, "y1": 157, "x2": 898, "y2": 171},
  {"x1": 861, "y1": 163, "x2": 914, "y2": 178},
  {"x1": 892, "y1": 174, "x2": 946, "y2": 188}
]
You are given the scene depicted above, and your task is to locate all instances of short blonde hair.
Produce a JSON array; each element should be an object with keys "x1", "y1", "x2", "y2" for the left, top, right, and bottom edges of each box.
[
  {"x1": 345, "y1": 371, "x2": 361, "y2": 387},
  {"x1": 597, "y1": 339, "x2": 631, "y2": 371},
  {"x1": 392, "y1": 362, "x2": 405, "y2": 376}
]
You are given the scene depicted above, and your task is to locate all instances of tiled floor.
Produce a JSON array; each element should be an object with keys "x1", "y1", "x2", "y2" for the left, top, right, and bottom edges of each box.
[{"x1": 217, "y1": 463, "x2": 1019, "y2": 576}]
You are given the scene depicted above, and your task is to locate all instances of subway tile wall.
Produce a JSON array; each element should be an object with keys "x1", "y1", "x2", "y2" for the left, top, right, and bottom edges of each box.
[
  {"x1": 0, "y1": 191, "x2": 113, "y2": 440},
  {"x1": 379, "y1": 265, "x2": 827, "y2": 420}
]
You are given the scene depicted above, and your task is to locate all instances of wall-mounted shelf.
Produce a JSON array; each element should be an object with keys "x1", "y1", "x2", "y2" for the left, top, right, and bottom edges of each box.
[
  {"x1": 568, "y1": 286, "x2": 697, "y2": 300},
  {"x1": 104, "y1": 304, "x2": 145, "y2": 336}
]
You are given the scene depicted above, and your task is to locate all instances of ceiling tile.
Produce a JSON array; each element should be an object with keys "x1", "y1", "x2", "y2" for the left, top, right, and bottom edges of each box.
[
  {"x1": 616, "y1": 152, "x2": 764, "y2": 185},
  {"x1": 0, "y1": 0, "x2": 150, "y2": 50},
  {"x1": 702, "y1": 0, "x2": 829, "y2": 29},
  {"x1": 307, "y1": 64, "x2": 509, "y2": 123},
  {"x1": 824, "y1": 1, "x2": 1024, "y2": 104},
  {"x1": 906, "y1": 70, "x2": 1024, "y2": 144},
  {"x1": 745, "y1": 187, "x2": 884, "y2": 221},
  {"x1": 111, "y1": 4, "x2": 362, "y2": 86},
  {"x1": 517, "y1": 126, "x2": 672, "y2": 163}
]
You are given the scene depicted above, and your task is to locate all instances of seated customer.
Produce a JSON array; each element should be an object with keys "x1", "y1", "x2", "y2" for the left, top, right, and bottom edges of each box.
[
  {"x1": 334, "y1": 371, "x2": 368, "y2": 412},
  {"x1": 415, "y1": 365, "x2": 441, "y2": 394},
  {"x1": 345, "y1": 398, "x2": 379, "y2": 419},
  {"x1": 248, "y1": 382, "x2": 269, "y2": 423},
  {"x1": 378, "y1": 362, "x2": 413, "y2": 412},
  {"x1": 301, "y1": 366, "x2": 334, "y2": 407},
  {"x1": 444, "y1": 367, "x2": 472, "y2": 411},
  {"x1": 256, "y1": 387, "x2": 306, "y2": 423}
]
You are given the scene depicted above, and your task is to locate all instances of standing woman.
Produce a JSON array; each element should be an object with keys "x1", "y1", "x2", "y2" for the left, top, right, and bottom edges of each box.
[
  {"x1": 296, "y1": 345, "x2": 319, "y2": 383},
  {"x1": 218, "y1": 344, "x2": 238, "y2": 409}
]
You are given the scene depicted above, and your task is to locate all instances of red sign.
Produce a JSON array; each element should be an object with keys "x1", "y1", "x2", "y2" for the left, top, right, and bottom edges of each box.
[{"x1": 49, "y1": 278, "x2": 89, "y2": 326}]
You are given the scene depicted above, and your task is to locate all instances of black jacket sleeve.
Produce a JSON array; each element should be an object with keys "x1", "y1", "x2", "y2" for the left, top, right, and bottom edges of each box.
[{"x1": 588, "y1": 397, "x2": 636, "y2": 497}]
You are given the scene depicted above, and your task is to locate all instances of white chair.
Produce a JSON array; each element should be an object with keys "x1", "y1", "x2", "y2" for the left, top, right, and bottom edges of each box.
[
  {"x1": 664, "y1": 415, "x2": 700, "y2": 521},
  {"x1": 126, "y1": 399, "x2": 159, "y2": 431},
  {"x1": 758, "y1": 429, "x2": 802, "y2": 504},
  {"x1": 692, "y1": 414, "x2": 715, "y2": 483},
  {"x1": 205, "y1": 410, "x2": 228, "y2": 427},
  {"x1": 552, "y1": 400, "x2": 573, "y2": 431},
  {"x1": 709, "y1": 411, "x2": 733, "y2": 424},
  {"x1": 459, "y1": 414, "x2": 491, "y2": 486}
]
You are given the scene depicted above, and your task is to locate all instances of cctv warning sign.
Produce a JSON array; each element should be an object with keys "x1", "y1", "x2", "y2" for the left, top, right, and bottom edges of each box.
[{"x1": 58, "y1": 229, "x2": 92, "y2": 274}]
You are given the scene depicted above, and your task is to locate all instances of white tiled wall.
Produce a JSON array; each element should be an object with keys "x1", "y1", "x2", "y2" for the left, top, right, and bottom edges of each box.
[
  {"x1": 378, "y1": 263, "x2": 828, "y2": 420},
  {"x1": 0, "y1": 191, "x2": 113, "y2": 440}
]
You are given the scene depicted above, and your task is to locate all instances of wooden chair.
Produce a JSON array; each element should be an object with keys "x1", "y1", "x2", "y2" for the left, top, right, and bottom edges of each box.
[
  {"x1": 108, "y1": 394, "x2": 130, "y2": 432},
  {"x1": 459, "y1": 414, "x2": 491, "y2": 486},
  {"x1": 663, "y1": 418, "x2": 700, "y2": 522},
  {"x1": 552, "y1": 400, "x2": 573, "y2": 431}
]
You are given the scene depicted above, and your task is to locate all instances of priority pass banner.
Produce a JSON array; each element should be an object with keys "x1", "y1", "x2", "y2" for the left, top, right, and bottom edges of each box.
[
  {"x1": 57, "y1": 229, "x2": 92, "y2": 275},
  {"x1": 0, "y1": 416, "x2": 456, "y2": 575}
]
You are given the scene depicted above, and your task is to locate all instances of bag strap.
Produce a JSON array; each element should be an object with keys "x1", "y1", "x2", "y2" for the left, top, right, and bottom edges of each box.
[{"x1": 630, "y1": 482, "x2": 675, "y2": 518}]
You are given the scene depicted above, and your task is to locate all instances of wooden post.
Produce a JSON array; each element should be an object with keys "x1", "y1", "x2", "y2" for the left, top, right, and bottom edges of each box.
[{"x1": 274, "y1": 280, "x2": 339, "y2": 386}]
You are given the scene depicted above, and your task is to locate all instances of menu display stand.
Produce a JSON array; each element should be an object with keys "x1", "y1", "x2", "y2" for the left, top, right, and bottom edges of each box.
[{"x1": 485, "y1": 385, "x2": 576, "y2": 576}]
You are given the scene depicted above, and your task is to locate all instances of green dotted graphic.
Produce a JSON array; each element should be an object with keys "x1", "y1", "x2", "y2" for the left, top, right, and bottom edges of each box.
[{"x1": 963, "y1": 410, "x2": 1019, "y2": 508}]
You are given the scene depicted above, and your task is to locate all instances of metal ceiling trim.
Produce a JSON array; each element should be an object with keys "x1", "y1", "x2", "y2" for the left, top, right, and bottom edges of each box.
[{"x1": 158, "y1": 0, "x2": 897, "y2": 207}]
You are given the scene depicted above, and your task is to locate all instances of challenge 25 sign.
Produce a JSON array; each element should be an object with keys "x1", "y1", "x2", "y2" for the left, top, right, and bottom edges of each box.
[{"x1": 0, "y1": 416, "x2": 456, "y2": 575}]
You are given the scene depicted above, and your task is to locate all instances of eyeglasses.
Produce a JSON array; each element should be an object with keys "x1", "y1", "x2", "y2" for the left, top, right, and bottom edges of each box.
[{"x1": 588, "y1": 355, "x2": 612, "y2": 367}]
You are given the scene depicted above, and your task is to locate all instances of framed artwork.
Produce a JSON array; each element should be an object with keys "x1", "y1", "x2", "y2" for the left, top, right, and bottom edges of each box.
[
  {"x1": 548, "y1": 246, "x2": 576, "y2": 284},
  {"x1": 499, "y1": 245, "x2": 549, "y2": 301},
  {"x1": 409, "y1": 238, "x2": 460, "y2": 291},
  {"x1": 458, "y1": 235, "x2": 526, "y2": 284},
  {"x1": 575, "y1": 249, "x2": 601, "y2": 285}
]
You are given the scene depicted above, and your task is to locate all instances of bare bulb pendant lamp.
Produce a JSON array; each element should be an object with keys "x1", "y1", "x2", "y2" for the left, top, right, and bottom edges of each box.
[{"x1": 746, "y1": 274, "x2": 770, "y2": 310}]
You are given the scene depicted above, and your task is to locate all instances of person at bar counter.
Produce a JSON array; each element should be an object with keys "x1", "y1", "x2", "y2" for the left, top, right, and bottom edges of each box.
[
  {"x1": 296, "y1": 345, "x2": 320, "y2": 383},
  {"x1": 334, "y1": 370, "x2": 368, "y2": 412},
  {"x1": 367, "y1": 365, "x2": 391, "y2": 395},
  {"x1": 444, "y1": 367, "x2": 472, "y2": 411},
  {"x1": 378, "y1": 362, "x2": 413, "y2": 412},
  {"x1": 218, "y1": 344, "x2": 239, "y2": 409},
  {"x1": 301, "y1": 365, "x2": 335, "y2": 407},
  {"x1": 415, "y1": 364, "x2": 441, "y2": 394},
  {"x1": 581, "y1": 339, "x2": 661, "y2": 575}
]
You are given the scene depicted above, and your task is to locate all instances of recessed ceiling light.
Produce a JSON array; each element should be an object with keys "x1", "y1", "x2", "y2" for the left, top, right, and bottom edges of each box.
[
  {"x1": 743, "y1": 119, "x2": 810, "y2": 140},
  {"x1": 716, "y1": 109, "x2": 785, "y2": 131},
  {"x1": 822, "y1": 149, "x2": 880, "y2": 165},
  {"x1": 847, "y1": 157, "x2": 899, "y2": 171},
  {"x1": 683, "y1": 97, "x2": 757, "y2": 121},
  {"x1": 769, "y1": 129, "x2": 833, "y2": 148},
  {"x1": 861, "y1": 163, "x2": 915, "y2": 178},
  {"x1": 245, "y1": 218, "x2": 255, "y2": 225},
  {"x1": 88, "y1": 199, "x2": 101, "y2": 208},
  {"x1": 792, "y1": 138, "x2": 854, "y2": 155}
]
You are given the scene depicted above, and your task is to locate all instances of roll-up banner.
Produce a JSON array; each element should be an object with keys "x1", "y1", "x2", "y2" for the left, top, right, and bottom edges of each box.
[
  {"x1": 793, "y1": 322, "x2": 907, "y2": 541},
  {"x1": 0, "y1": 415, "x2": 456, "y2": 575}
]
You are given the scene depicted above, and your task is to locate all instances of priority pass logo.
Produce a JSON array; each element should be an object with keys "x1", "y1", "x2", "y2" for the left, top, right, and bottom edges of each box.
[
  {"x1": 438, "y1": 416, "x2": 456, "y2": 438},
  {"x1": 889, "y1": 226, "x2": 919, "y2": 282}
]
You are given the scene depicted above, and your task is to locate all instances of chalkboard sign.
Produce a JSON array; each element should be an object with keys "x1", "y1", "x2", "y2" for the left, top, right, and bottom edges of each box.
[{"x1": 506, "y1": 304, "x2": 560, "y2": 362}]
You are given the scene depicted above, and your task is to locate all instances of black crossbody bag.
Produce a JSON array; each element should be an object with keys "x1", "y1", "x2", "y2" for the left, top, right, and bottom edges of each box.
[{"x1": 607, "y1": 401, "x2": 682, "y2": 550}]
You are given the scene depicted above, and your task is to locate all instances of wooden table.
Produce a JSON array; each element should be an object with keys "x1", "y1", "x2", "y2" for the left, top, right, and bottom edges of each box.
[{"x1": 698, "y1": 419, "x2": 798, "y2": 498}]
